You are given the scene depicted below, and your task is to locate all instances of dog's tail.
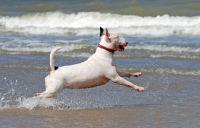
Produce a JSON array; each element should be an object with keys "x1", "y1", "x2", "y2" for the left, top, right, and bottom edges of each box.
[{"x1": 50, "y1": 47, "x2": 62, "y2": 72}]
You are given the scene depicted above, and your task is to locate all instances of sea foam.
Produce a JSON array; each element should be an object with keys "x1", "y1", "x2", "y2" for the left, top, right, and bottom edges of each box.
[{"x1": 0, "y1": 12, "x2": 200, "y2": 36}]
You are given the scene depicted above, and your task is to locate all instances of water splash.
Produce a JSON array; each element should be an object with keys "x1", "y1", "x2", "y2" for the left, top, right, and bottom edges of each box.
[{"x1": 16, "y1": 97, "x2": 65, "y2": 110}]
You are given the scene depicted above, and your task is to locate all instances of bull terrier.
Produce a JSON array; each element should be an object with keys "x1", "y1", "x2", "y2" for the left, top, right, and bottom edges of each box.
[{"x1": 34, "y1": 27, "x2": 145, "y2": 98}]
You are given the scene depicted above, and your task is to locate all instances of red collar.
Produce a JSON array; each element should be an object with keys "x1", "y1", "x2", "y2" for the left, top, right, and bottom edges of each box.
[{"x1": 98, "y1": 44, "x2": 115, "y2": 53}]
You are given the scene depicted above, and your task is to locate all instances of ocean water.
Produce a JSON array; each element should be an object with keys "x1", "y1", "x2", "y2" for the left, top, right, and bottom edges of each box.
[{"x1": 0, "y1": 0, "x2": 200, "y2": 128}]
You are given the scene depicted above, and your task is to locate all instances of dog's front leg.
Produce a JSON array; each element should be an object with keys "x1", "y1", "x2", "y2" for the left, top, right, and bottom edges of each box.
[
  {"x1": 111, "y1": 75, "x2": 145, "y2": 92},
  {"x1": 118, "y1": 71, "x2": 142, "y2": 78}
]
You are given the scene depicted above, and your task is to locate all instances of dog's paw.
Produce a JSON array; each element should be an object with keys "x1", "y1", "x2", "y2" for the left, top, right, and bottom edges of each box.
[
  {"x1": 130, "y1": 85, "x2": 145, "y2": 92},
  {"x1": 133, "y1": 72, "x2": 142, "y2": 77},
  {"x1": 34, "y1": 93, "x2": 41, "y2": 98},
  {"x1": 33, "y1": 92, "x2": 55, "y2": 98},
  {"x1": 136, "y1": 86, "x2": 145, "y2": 92}
]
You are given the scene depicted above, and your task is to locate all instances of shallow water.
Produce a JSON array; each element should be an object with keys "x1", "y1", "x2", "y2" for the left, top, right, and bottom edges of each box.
[
  {"x1": 0, "y1": 0, "x2": 200, "y2": 127},
  {"x1": 0, "y1": 53, "x2": 200, "y2": 127}
]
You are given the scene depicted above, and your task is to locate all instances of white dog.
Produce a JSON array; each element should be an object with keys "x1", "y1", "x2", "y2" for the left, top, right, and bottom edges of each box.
[{"x1": 34, "y1": 27, "x2": 145, "y2": 98}]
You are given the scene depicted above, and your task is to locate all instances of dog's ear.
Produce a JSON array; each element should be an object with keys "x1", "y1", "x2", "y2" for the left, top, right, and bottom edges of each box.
[
  {"x1": 105, "y1": 28, "x2": 111, "y2": 42},
  {"x1": 100, "y1": 27, "x2": 104, "y2": 37},
  {"x1": 105, "y1": 28, "x2": 110, "y2": 37}
]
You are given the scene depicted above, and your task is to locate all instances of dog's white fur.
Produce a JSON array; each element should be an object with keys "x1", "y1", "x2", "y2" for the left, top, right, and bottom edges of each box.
[{"x1": 34, "y1": 28, "x2": 145, "y2": 98}]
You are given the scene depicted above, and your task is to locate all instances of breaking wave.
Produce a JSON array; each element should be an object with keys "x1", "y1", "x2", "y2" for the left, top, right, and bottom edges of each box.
[
  {"x1": 1, "y1": 12, "x2": 200, "y2": 36},
  {"x1": 130, "y1": 45, "x2": 200, "y2": 53},
  {"x1": 1, "y1": 43, "x2": 200, "y2": 60},
  {"x1": 120, "y1": 68, "x2": 200, "y2": 76}
]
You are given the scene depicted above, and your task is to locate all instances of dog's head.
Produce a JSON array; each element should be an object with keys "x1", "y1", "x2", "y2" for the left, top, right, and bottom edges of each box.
[{"x1": 100, "y1": 27, "x2": 128, "y2": 52}]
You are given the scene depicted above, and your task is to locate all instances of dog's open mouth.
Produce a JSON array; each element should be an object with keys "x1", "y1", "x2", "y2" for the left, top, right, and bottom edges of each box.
[{"x1": 119, "y1": 45, "x2": 125, "y2": 51}]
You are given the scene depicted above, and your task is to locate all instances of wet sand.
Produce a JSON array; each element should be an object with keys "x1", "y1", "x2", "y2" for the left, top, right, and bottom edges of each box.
[{"x1": 1, "y1": 105, "x2": 200, "y2": 128}]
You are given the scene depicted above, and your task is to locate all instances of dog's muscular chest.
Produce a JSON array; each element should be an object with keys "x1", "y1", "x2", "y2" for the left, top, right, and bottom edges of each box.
[
  {"x1": 57, "y1": 61, "x2": 111, "y2": 89},
  {"x1": 66, "y1": 76, "x2": 109, "y2": 89},
  {"x1": 64, "y1": 67, "x2": 110, "y2": 89}
]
